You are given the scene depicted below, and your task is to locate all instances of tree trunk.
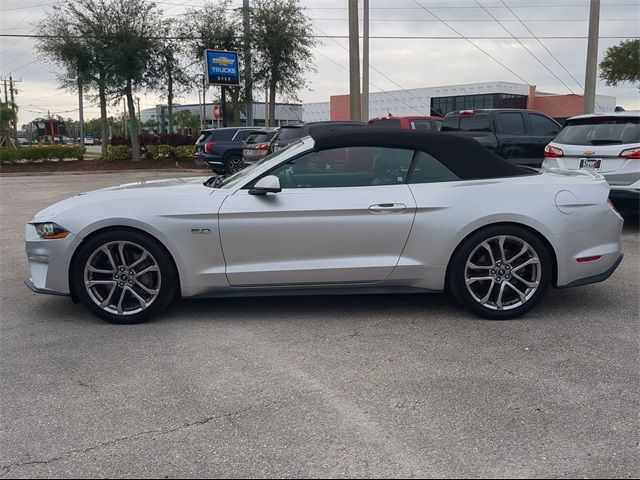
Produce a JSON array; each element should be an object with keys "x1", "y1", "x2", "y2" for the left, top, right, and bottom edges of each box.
[
  {"x1": 230, "y1": 87, "x2": 241, "y2": 126},
  {"x1": 98, "y1": 78, "x2": 108, "y2": 159},
  {"x1": 167, "y1": 59, "x2": 173, "y2": 134},
  {"x1": 268, "y1": 79, "x2": 277, "y2": 127},
  {"x1": 126, "y1": 81, "x2": 140, "y2": 162}
]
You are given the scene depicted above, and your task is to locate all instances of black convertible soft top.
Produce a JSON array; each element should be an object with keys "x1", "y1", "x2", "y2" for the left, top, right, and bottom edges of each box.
[{"x1": 309, "y1": 128, "x2": 533, "y2": 180}]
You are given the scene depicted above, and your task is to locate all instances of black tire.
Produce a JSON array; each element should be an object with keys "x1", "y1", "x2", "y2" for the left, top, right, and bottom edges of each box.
[
  {"x1": 225, "y1": 155, "x2": 244, "y2": 175},
  {"x1": 447, "y1": 225, "x2": 552, "y2": 320},
  {"x1": 71, "y1": 229, "x2": 177, "y2": 324}
]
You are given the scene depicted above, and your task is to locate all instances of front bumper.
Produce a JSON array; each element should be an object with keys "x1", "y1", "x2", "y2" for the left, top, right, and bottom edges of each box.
[{"x1": 25, "y1": 223, "x2": 79, "y2": 296}]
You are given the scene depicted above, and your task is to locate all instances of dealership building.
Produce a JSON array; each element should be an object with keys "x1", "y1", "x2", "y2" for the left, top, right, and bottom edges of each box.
[
  {"x1": 140, "y1": 102, "x2": 304, "y2": 133},
  {"x1": 302, "y1": 81, "x2": 616, "y2": 123}
]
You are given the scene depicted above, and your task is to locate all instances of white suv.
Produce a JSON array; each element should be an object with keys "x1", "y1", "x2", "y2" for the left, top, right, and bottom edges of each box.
[{"x1": 543, "y1": 111, "x2": 639, "y2": 214}]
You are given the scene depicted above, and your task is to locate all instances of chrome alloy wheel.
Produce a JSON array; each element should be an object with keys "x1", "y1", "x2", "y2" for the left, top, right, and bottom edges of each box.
[
  {"x1": 83, "y1": 241, "x2": 161, "y2": 316},
  {"x1": 464, "y1": 235, "x2": 541, "y2": 311}
]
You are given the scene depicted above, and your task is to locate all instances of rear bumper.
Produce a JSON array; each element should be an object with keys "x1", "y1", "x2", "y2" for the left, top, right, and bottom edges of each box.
[
  {"x1": 553, "y1": 208, "x2": 624, "y2": 287},
  {"x1": 194, "y1": 154, "x2": 224, "y2": 172},
  {"x1": 558, "y1": 254, "x2": 623, "y2": 288}
]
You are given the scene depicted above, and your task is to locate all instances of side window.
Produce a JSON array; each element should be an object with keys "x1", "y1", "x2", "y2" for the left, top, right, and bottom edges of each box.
[
  {"x1": 409, "y1": 151, "x2": 460, "y2": 184},
  {"x1": 410, "y1": 120, "x2": 432, "y2": 130},
  {"x1": 529, "y1": 114, "x2": 560, "y2": 136},
  {"x1": 268, "y1": 147, "x2": 414, "y2": 188},
  {"x1": 214, "y1": 129, "x2": 235, "y2": 141},
  {"x1": 499, "y1": 113, "x2": 526, "y2": 135}
]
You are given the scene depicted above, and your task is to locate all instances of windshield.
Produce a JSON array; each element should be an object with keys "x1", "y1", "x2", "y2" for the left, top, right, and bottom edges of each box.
[
  {"x1": 277, "y1": 127, "x2": 303, "y2": 141},
  {"x1": 554, "y1": 117, "x2": 639, "y2": 145},
  {"x1": 211, "y1": 140, "x2": 304, "y2": 189}
]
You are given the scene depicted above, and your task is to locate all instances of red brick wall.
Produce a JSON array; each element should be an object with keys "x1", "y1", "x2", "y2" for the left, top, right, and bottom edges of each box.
[{"x1": 330, "y1": 95, "x2": 351, "y2": 121}]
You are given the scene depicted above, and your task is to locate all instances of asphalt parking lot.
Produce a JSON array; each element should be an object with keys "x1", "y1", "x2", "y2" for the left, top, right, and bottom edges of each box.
[{"x1": 1, "y1": 172, "x2": 638, "y2": 478}]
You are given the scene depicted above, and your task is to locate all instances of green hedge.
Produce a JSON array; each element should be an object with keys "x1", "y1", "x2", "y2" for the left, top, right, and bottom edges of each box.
[
  {"x1": 106, "y1": 145, "x2": 132, "y2": 162},
  {"x1": 145, "y1": 144, "x2": 195, "y2": 162},
  {"x1": 0, "y1": 146, "x2": 85, "y2": 163}
]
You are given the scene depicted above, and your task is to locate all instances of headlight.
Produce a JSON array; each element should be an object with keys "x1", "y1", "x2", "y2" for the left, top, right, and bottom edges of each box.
[{"x1": 34, "y1": 222, "x2": 70, "y2": 239}]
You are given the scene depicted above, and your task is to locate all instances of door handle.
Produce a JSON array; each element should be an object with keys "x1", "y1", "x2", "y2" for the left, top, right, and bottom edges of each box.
[{"x1": 369, "y1": 203, "x2": 407, "y2": 214}]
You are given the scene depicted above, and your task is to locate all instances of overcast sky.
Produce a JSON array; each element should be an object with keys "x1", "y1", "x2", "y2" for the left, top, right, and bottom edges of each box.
[{"x1": 0, "y1": 0, "x2": 639, "y2": 125}]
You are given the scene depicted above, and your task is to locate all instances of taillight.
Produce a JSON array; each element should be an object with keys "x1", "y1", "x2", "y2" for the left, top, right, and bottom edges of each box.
[
  {"x1": 619, "y1": 147, "x2": 640, "y2": 159},
  {"x1": 204, "y1": 141, "x2": 216, "y2": 154},
  {"x1": 459, "y1": 110, "x2": 474, "y2": 116},
  {"x1": 255, "y1": 143, "x2": 270, "y2": 151},
  {"x1": 544, "y1": 145, "x2": 564, "y2": 158}
]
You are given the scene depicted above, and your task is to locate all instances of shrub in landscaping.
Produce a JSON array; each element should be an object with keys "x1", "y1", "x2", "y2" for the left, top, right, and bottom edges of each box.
[
  {"x1": 175, "y1": 145, "x2": 195, "y2": 161},
  {"x1": 106, "y1": 145, "x2": 132, "y2": 162},
  {"x1": 145, "y1": 144, "x2": 176, "y2": 161},
  {"x1": 0, "y1": 146, "x2": 85, "y2": 163}
]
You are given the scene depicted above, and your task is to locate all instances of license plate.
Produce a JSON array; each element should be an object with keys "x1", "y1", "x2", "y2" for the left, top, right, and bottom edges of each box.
[{"x1": 579, "y1": 158, "x2": 602, "y2": 170}]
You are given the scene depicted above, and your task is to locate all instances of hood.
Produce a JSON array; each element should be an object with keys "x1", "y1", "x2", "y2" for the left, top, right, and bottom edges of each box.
[{"x1": 32, "y1": 176, "x2": 212, "y2": 222}]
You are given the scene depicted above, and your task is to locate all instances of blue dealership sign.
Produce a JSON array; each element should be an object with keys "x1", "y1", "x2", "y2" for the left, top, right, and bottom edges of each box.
[{"x1": 204, "y1": 49, "x2": 240, "y2": 86}]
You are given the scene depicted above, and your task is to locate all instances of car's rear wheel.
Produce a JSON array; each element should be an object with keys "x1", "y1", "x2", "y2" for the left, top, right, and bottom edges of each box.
[
  {"x1": 225, "y1": 155, "x2": 244, "y2": 175},
  {"x1": 448, "y1": 225, "x2": 551, "y2": 319},
  {"x1": 72, "y1": 229, "x2": 177, "y2": 324}
]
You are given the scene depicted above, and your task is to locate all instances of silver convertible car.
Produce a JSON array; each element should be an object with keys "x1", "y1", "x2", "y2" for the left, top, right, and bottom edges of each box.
[{"x1": 26, "y1": 130, "x2": 624, "y2": 323}]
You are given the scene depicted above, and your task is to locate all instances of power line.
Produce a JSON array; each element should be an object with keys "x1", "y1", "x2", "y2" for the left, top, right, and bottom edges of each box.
[
  {"x1": 313, "y1": 24, "x2": 444, "y2": 116},
  {"x1": 473, "y1": 0, "x2": 580, "y2": 95},
  {"x1": 410, "y1": 0, "x2": 576, "y2": 115},
  {"x1": 0, "y1": 33, "x2": 636, "y2": 39}
]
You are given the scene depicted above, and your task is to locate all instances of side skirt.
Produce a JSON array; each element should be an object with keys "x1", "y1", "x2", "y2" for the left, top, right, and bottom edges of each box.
[{"x1": 189, "y1": 285, "x2": 439, "y2": 300}]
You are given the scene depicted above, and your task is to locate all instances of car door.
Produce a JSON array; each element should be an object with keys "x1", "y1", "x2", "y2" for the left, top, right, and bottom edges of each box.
[
  {"x1": 496, "y1": 111, "x2": 529, "y2": 164},
  {"x1": 527, "y1": 112, "x2": 561, "y2": 165},
  {"x1": 218, "y1": 146, "x2": 417, "y2": 287}
]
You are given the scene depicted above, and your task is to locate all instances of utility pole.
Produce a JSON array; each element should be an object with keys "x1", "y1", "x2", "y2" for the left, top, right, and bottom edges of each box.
[
  {"x1": 78, "y1": 75, "x2": 85, "y2": 147},
  {"x1": 361, "y1": 0, "x2": 369, "y2": 122},
  {"x1": 583, "y1": 0, "x2": 600, "y2": 114},
  {"x1": 3, "y1": 79, "x2": 7, "y2": 104},
  {"x1": 243, "y1": 0, "x2": 253, "y2": 127},
  {"x1": 348, "y1": 0, "x2": 361, "y2": 121},
  {"x1": 9, "y1": 76, "x2": 20, "y2": 147}
]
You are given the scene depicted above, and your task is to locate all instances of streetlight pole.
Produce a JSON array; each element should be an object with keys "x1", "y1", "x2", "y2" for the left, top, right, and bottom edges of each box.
[
  {"x1": 583, "y1": 0, "x2": 600, "y2": 114},
  {"x1": 348, "y1": 0, "x2": 361, "y2": 121}
]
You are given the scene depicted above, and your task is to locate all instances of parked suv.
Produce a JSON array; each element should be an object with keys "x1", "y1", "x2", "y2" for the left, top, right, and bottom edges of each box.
[
  {"x1": 442, "y1": 109, "x2": 561, "y2": 166},
  {"x1": 543, "y1": 111, "x2": 639, "y2": 214},
  {"x1": 368, "y1": 116, "x2": 443, "y2": 131},
  {"x1": 269, "y1": 121, "x2": 366, "y2": 153},
  {"x1": 195, "y1": 127, "x2": 260, "y2": 174}
]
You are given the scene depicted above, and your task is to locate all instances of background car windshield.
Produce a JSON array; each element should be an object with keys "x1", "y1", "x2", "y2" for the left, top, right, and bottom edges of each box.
[
  {"x1": 277, "y1": 127, "x2": 303, "y2": 141},
  {"x1": 554, "y1": 117, "x2": 640, "y2": 145},
  {"x1": 246, "y1": 132, "x2": 269, "y2": 144}
]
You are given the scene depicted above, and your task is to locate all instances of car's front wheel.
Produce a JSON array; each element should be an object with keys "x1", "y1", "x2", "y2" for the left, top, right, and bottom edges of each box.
[
  {"x1": 448, "y1": 225, "x2": 551, "y2": 319},
  {"x1": 71, "y1": 229, "x2": 177, "y2": 324}
]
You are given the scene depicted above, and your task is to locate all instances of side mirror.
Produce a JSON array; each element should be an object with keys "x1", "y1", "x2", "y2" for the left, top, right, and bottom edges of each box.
[{"x1": 249, "y1": 175, "x2": 282, "y2": 195}]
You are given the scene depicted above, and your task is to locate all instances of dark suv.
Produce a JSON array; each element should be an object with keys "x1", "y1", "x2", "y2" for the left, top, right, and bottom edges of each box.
[
  {"x1": 195, "y1": 127, "x2": 260, "y2": 174},
  {"x1": 269, "y1": 121, "x2": 366, "y2": 153}
]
